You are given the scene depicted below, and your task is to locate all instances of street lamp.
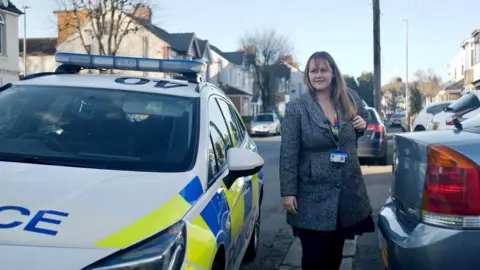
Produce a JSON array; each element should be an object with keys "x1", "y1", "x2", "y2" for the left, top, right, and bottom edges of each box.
[
  {"x1": 22, "y1": 5, "x2": 30, "y2": 77},
  {"x1": 401, "y1": 18, "x2": 409, "y2": 130}
]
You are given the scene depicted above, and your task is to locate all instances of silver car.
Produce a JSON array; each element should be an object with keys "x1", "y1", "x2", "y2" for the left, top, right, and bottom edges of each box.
[
  {"x1": 250, "y1": 113, "x2": 281, "y2": 136},
  {"x1": 378, "y1": 118, "x2": 480, "y2": 270}
]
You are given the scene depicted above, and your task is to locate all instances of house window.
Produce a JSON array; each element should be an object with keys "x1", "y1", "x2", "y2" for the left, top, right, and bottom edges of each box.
[
  {"x1": 476, "y1": 43, "x2": 480, "y2": 64},
  {"x1": 471, "y1": 47, "x2": 475, "y2": 67},
  {"x1": 0, "y1": 14, "x2": 5, "y2": 56}
]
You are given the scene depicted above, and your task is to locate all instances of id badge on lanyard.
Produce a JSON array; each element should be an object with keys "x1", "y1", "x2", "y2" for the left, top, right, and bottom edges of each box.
[
  {"x1": 330, "y1": 149, "x2": 348, "y2": 163},
  {"x1": 328, "y1": 116, "x2": 348, "y2": 163}
]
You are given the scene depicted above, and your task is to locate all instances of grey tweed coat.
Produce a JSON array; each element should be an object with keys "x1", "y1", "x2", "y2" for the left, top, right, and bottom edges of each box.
[{"x1": 279, "y1": 89, "x2": 373, "y2": 231}]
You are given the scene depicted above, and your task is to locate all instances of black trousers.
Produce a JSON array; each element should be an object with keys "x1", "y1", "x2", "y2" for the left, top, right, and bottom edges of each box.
[{"x1": 296, "y1": 227, "x2": 346, "y2": 270}]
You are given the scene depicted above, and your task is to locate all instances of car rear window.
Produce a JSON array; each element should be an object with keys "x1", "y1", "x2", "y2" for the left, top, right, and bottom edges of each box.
[
  {"x1": 366, "y1": 109, "x2": 380, "y2": 124},
  {"x1": 254, "y1": 114, "x2": 274, "y2": 122},
  {"x1": 0, "y1": 85, "x2": 199, "y2": 172},
  {"x1": 446, "y1": 94, "x2": 480, "y2": 113}
]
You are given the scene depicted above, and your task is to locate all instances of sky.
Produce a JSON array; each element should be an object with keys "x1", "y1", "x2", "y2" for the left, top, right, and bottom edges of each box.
[{"x1": 14, "y1": 0, "x2": 480, "y2": 85}]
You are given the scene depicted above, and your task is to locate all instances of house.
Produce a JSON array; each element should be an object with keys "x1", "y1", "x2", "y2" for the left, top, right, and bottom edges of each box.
[
  {"x1": 433, "y1": 89, "x2": 461, "y2": 102},
  {"x1": 460, "y1": 28, "x2": 480, "y2": 94},
  {"x1": 284, "y1": 56, "x2": 305, "y2": 100},
  {"x1": 55, "y1": 6, "x2": 170, "y2": 78},
  {"x1": 0, "y1": 0, "x2": 22, "y2": 85},
  {"x1": 209, "y1": 45, "x2": 254, "y2": 116},
  {"x1": 54, "y1": 6, "x2": 213, "y2": 80},
  {"x1": 19, "y1": 37, "x2": 57, "y2": 77}
]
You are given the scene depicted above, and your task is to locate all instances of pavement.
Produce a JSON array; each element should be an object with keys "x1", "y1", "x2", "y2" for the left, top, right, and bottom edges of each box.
[
  {"x1": 242, "y1": 126, "x2": 401, "y2": 270},
  {"x1": 278, "y1": 236, "x2": 358, "y2": 270}
]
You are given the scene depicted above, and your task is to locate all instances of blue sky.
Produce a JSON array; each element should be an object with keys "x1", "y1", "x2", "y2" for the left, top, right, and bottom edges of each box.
[{"x1": 15, "y1": 0, "x2": 480, "y2": 84}]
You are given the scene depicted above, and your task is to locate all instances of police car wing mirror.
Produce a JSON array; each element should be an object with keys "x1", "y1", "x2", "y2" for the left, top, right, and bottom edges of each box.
[{"x1": 223, "y1": 148, "x2": 264, "y2": 189}]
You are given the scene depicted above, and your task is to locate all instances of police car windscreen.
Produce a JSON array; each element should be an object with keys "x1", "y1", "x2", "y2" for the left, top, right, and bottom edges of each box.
[{"x1": 0, "y1": 85, "x2": 199, "y2": 172}]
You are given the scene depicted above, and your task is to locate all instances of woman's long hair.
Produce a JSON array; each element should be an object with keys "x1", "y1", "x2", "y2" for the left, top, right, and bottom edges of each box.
[{"x1": 303, "y1": 51, "x2": 356, "y2": 121}]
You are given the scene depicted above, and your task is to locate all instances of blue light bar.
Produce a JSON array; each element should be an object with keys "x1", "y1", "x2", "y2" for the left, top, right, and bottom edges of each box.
[{"x1": 55, "y1": 52, "x2": 207, "y2": 75}]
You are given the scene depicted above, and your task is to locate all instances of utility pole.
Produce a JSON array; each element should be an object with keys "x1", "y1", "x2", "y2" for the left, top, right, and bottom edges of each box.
[
  {"x1": 22, "y1": 5, "x2": 30, "y2": 77},
  {"x1": 402, "y1": 18, "x2": 409, "y2": 130},
  {"x1": 373, "y1": 0, "x2": 382, "y2": 113}
]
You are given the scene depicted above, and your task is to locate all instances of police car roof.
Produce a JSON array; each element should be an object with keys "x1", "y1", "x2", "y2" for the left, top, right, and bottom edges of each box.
[{"x1": 14, "y1": 73, "x2": 201, "y2": 98}]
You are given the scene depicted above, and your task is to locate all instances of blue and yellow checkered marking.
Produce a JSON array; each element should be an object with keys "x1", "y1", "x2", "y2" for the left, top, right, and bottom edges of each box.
[
  {"x1": 179, "y1": 176, "x2": 203, "y2": 205},
  {"x1": 200, "y1": 189, "x2": 232, "y2": 248},
  {"x1": 94, "y1": 176, "x2": 205, "y2": 248},
  {"x1": 95, "y1": 170, "x2": 260, "y2": 269}
]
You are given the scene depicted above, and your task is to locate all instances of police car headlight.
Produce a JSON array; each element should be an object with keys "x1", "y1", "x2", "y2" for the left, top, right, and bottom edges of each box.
[{"x1": 84, "y1": 220, "x2": 186, "y2": 270}]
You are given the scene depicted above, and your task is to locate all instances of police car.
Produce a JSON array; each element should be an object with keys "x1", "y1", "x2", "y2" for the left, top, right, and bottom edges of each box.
[{"x1": 0, "y1": 53, "x2": 265, "y2": 270}]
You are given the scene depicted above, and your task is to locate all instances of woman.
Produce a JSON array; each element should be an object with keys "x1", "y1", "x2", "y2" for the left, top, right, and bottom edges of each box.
[{"x1": 279, "y1": 51, "x2": 375, "y2": 270}]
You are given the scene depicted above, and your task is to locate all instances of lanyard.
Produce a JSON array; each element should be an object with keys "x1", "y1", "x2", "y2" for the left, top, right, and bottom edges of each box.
[{"x1": 325, "y1": 110, "x2": 340, "y2": 149}]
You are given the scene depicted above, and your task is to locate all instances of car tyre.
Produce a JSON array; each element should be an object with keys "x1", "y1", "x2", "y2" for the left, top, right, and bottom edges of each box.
[
  {"x1": 212, "y1": 259, "x2": 224, "y2": 270},
  {"x1": 414, "y1": 125, "x2": 425, "y2": 132},
  {"x1": 243, "y1": 210, "x2": 261, "y2": 262},
  {"x1": 377, "y1": 152, "x2": 388, "y2": 165}
]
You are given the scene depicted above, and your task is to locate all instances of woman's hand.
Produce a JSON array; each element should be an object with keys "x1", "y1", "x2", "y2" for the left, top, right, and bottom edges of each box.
[
  {"x1": 352, "y1": 115, "x2": 367, "y2": 131},
  {"x1": 282, "y1": 196, "x2": 298, "y2": 215}
]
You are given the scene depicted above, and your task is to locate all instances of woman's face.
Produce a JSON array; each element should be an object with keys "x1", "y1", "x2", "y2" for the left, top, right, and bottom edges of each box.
[{"x1": 308, "y1": 58, "x2": 333, "y2": 91}]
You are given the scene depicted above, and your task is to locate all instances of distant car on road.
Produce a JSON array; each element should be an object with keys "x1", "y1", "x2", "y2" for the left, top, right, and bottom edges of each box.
[
  {"x1": 357, "y1": 107, "x2": 388, "y2": 164},
  {"x1": 250, "y1": 113, "x2": 281, "y2": 136},
  {"x1": 389, "y1": 113, "x2": 405, "y2": 127},
  {"x1": 378, "y1": 118, "x2": 480, "y2": 270}
]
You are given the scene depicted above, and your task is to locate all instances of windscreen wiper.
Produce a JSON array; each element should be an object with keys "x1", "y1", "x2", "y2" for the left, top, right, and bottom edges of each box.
[
  {"x1": 78, "y1": 152, "x2": 141, "y2": 161},
  {"x1": 0, "y1": 153, "x2": 103, "y2": 168}
]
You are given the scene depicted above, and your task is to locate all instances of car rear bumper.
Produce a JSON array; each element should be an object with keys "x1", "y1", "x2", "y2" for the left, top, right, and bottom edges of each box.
[
  {"x1": 377, "y1": 197, "x2": 480, "y2": 270},
  {"x1": 357, "y1": 139, "x2": 386, "y2": 158}
]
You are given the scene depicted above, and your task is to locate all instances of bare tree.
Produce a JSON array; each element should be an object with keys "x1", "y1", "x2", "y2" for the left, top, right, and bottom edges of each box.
[
  {"x1": 54, "y1": 0, "x2": 153, "y2": 56},
  {"x1": 382, "y1": 77, "x2": 406, "y2": 113},
  {"x1": 413, "y1": 68, "x2": 443, "y2": 98},
  {"x1": 239, "y1": 28, "x2": 294, "y2": 112}
]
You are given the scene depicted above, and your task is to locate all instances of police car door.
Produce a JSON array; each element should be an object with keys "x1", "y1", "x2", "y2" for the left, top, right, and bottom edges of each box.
[{"x1": 208, "y1": 97, "x2": 254, "y2": 268}]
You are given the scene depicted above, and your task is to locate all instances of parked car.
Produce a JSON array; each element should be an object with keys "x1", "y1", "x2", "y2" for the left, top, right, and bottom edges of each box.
[
  {"x1": 410, "y1": 101, "x2": 453, "y2": 131},
  {"x1": 379, "y1": 118, "x2": 480, "y2": 270},
  {"x1": 428, "y1": 92, "x2": 480, "y2": 131},
  {"x1": 250, "y1": 113, "x2": 281, "y2": 136},
  {"x1": 389, "y1": 113, "x2": 405, "y2": 127},
  {"x1": 357, "y1": 107, "x2": 388, "y2": 164}
]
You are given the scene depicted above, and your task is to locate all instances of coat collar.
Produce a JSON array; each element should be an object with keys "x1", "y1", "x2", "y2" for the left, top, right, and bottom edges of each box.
[{"x1": 300, "y1": 89, "x2": 346, "y2": 130}]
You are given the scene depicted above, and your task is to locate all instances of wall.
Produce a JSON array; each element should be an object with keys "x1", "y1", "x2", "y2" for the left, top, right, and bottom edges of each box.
[
  {"x1": 208, "y1": 50, "x2": 253, "y2": 95},
  {"x1": 448, "y1": 50, "x2": 465, "y2": 81},
  {"x1": 208, "y1": 50, "x2": 228, "y2": 85},
  {"x1": 19, "y1": 55, "x2": 57, "y2": 75},
  {"x1": 288, "y1": 66, "x2": 305, "y2": 99},
  {"x1": 0, "y1": 10, "x2": 20, "y2": 84}
]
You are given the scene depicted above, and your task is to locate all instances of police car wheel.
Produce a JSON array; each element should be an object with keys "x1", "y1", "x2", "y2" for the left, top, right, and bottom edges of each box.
[{"x1": 243, "y1": 210, "x2": 261, "y2": 262}]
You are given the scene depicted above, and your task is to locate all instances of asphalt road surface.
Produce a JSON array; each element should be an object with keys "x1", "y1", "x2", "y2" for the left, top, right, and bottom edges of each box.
[{"x1": 241, "y1": 126, "x2": 403, "y2": 270}]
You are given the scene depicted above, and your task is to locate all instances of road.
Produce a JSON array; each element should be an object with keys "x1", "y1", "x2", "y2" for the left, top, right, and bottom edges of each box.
[{"x1": 241, "y1": 127, "x2": 402, "y2": 270}]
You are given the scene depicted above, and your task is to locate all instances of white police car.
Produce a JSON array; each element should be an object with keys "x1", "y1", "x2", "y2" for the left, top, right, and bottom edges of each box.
[{"x1": 0, "y1": 53, "x2": 264, "y2": 270}]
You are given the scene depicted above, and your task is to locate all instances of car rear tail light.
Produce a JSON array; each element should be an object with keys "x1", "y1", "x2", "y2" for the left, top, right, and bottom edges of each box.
[
  {"x1": 367, "y1": 124, "x2": 385, "y2": 138},
  {"x1": 367, "y1": 124, "x2": 385, "y2": 133},
  {"x1": 446, "y1": 118, "x2": 466, "y2": 126},
  {"x1": 421, "y1": 144, "x2": 480, "y2": 228},
  {"x1": 446, "y1": 108, "x2": 475, "y2": 125}
]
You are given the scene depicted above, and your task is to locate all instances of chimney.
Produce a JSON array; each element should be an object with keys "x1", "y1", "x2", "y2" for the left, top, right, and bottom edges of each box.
[
  {"x1": 55, "y1": 9, "x2": 89, "y2": 45},
  {"x1": 284, "y1": 55, "x2": 293, "y2": 64},
  {"x1": 128, "y1": 5, "x2": 152, "y2": 23}
]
